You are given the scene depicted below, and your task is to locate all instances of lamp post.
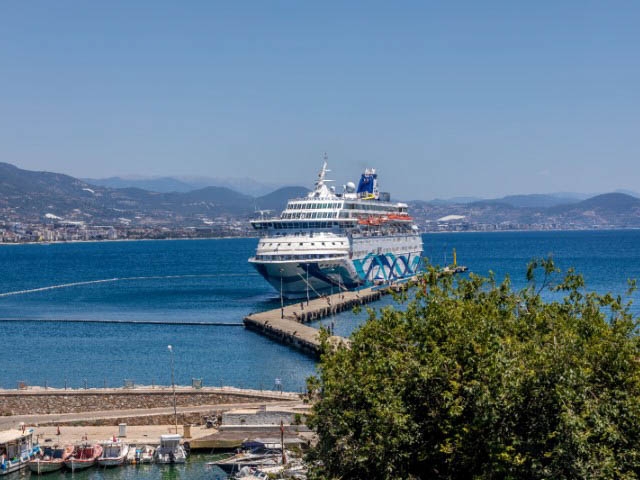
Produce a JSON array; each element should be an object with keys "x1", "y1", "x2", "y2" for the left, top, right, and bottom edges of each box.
[
  {"x1": 168, "y1": 345, "x2": 178, "y2": 434},
  {"x1": 279, "y1": 268, "x2": 284, "y2": 319}
]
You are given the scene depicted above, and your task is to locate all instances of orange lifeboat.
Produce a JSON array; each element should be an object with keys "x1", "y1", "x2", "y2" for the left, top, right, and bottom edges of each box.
[{"x1": 388, "y1": 214, "x2": 413, "y2": 221}]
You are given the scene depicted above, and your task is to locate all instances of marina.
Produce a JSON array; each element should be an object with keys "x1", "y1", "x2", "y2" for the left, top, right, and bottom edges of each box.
[{"x1": 0, "y1": 384, "x2": 311, "y2": 478}]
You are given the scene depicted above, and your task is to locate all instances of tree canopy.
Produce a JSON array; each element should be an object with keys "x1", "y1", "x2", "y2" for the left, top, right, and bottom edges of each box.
[{"x1": 306, "y1": 260, "x2": 640, "y2": 479}]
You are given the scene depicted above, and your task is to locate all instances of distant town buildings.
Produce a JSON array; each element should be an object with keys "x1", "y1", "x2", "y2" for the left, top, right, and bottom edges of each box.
[{"x1": 0, "y1": 218, "x2": 251, "y2": 244}]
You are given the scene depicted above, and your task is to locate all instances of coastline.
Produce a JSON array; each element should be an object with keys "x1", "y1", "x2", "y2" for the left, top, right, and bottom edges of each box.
[
  {"x1": 3, "y1": 227, "x2": 640, "y2": 247},
  {"x1": 0, "y1": 235, "x2": 260, "y2": 247}
]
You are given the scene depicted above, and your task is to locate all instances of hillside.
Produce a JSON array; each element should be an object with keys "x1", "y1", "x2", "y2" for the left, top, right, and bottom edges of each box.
[
  {"x1": 2, "y1": 162, "x2": 640, "y2": 231},
  {"x1": 83, "y1": 175, "x2": 279, "y2": 196},
  {"x1": 409, "y1": 193, "x2": 640, "y2": 230},
  {"x1": 0, "y1": 162, "x2": 308, "y2": 226}
]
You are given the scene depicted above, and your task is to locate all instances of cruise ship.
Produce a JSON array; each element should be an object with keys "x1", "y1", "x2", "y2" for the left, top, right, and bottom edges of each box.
[{"x1": 248, "y1": 161, "x2": 423, "y2": 298}]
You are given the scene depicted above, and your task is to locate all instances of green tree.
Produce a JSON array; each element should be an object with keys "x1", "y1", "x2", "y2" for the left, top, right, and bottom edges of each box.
[{"x1": 306, "y1": 260, "x2": 640, "y2": 479}]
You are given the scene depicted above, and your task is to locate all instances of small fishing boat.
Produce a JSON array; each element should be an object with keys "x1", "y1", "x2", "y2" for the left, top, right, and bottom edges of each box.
[
  {"x1": 233, "y1": 467, "x2": 270, "y2": 479},
  {"x1": 154, "y1": 434, "x2": 187, "y2": 464},
  {"x1": 64, "y1": 443, "x2": 103, "y2": 472},
  {"x1": 98, "y1": 439, "x2": 129, "y2": 467},
  {"x1": 207, "y1": 447, "x2": 286, "y2": 474},
  {"x1": 28, "y1": 445, "x2": 73, "y2": 474},
  {"x1": 134, "y1": 445, "x2": 155, "y2": 464},
  {"x1": 0, "y1": 429, "x2": 39, "y2": 476}
]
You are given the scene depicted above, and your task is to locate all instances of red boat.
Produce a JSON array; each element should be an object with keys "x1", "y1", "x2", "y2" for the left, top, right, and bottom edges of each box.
[{"x1": 63, "y1": 444, "x2": 103, "y2": 472}]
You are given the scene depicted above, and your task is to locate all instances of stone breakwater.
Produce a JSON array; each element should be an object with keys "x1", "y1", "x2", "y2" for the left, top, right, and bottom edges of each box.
[{"x1": 0, "y1": 387, "x2": 297, "y2": 416}]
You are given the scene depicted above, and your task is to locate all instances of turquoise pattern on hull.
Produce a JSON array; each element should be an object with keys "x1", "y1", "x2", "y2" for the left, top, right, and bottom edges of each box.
[{"x1": 352, "y1": 252, "x2": 422, "y2": 282}]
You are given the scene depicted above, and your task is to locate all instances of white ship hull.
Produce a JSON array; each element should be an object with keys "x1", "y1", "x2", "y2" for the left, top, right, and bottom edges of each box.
[
  {"x1": 250, "y1": 256, "x2": 353, "y2": 298},
  {"x1": 250, "y1": 236, "x2": 423, "y2": 299}
]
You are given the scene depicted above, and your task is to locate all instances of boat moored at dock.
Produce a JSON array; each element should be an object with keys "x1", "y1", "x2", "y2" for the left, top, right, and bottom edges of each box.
[
  {"x1": 154, "y1": 435, "x2": 187, "y2": 464},
  {"x1": 134, "y1": 445, "x2": 155, "y2": 464},
  {"x1": 0, "y1": 429, "x2": 39, "y2": 475},
  {"x1": 249, "y1": 160, "x2": 423, "y2": 298},
  {"x1": 64, "y1": 443, "x2": 103, "y2": 471},
  {"x1": 28, "y1": 445, "x2": 73, "y2": 474},
  {"x1": 97, "y1": 439, "x2": 129, "y2": 467}
]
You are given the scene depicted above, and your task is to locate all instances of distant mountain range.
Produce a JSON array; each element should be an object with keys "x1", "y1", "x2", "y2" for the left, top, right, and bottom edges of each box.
[
  {"x1": 411, "y1": 192, "x2": 640, "y2": 229},
  {"x1": 82, "y1": 175, "x2": 279, "y2": 196},
  {"x1": 0, "y1": 162, "x2": 307, "y2": 226},
  {"x1": 2, "y1": 162, "x2": 640, "y2": 230},
  {"x1": 426, "y1": 190, "x2": 639, "y2": 209}
]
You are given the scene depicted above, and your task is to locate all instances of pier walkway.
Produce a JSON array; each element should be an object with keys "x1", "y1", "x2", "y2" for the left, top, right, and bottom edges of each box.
[
  {"x1": 244, "y1": 266, "x2": 468, "y2": 356},
  {"x1": 243, "y1": 282, "x2": 407, "y2": 356}
]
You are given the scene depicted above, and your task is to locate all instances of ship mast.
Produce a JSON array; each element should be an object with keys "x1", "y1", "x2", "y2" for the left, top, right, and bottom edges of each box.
[
  {"x1": 310, "y1": 153, "x2": 334, "y2": 198},
  {"x1": 315, "y1": 153, "x2": 329, "y2": 189}
]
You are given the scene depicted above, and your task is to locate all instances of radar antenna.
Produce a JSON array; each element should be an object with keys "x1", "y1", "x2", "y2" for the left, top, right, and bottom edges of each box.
[{"x1": 254, "y1": 209, "x2": 274, "y2": 219}]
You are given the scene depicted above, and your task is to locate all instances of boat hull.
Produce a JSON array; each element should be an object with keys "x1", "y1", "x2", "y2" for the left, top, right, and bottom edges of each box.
[
  {"x1": 155, "y1": 456, "x2": 186, "y2": 464},
  {"x1": 0, "y1": 458, "x2": 30, "y2": 475},
  {"x1": 28, "y1": 460, "x2": 64, "y2": 474},
  {"x1": 250, "y1": 249, "x2": 423, "y2": 299},
  {"x1": 98, "y1": 442, "x2": 129, "y2": 467},
  {"x1": 64, "y1": 459, "x2": 96, "y2": 471},
  {"x1": 97, "y1": 457, "x2": 126, "y2": 467}
]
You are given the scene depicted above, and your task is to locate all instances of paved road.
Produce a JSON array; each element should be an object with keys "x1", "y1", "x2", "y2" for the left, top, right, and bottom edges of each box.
[{"x1": 0, "y1": 399, "x2": 301, "y2": 430}]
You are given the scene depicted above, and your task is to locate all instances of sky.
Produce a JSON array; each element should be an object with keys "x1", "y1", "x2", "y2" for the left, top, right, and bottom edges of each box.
[{"x1": 1, "y1": 1, "x2": 639, "y2": 200}]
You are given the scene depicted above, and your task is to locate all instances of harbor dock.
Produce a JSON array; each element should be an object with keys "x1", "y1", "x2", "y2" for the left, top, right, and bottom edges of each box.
[
  {"x1": 244, "y1": 265, "x2": 468, "y2": 357},
  {"x1": 244, "y1": 281, "x2": 408, "y2": 356}
]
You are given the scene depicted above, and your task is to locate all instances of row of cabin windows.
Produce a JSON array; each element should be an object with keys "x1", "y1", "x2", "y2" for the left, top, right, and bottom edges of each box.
[
  {"x1": 287, "y1": 202, "x2": 342, "y2": 210},
  {"x1": 255, "y1": 253, "x2": 341, "y2": 261},
  {"x1": 254, "y1": 221, "x2": 341, "y2": 229},
  {"x1": 281, "y1": 211, "x2": 338, "y2": 219},
  {"x1": 263, "y1": 241, "x2": 345, "y2": 247}
]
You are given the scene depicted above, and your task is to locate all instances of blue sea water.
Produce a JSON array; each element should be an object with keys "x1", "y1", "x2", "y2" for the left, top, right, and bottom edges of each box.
[{"x1": 1, "y1": 231, "x2": 639, "y2": 391}]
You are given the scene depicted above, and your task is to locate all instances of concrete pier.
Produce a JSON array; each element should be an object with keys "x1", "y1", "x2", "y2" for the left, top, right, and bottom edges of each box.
[
  {"x1": 244, "y1": 266, "x2": 468, "y2": 356},
  {"x1": 243, "y1": 282, "x2": 408, "y2": 357}
]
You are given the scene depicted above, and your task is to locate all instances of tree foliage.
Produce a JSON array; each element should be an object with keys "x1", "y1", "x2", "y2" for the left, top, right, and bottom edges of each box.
[{"x1": 306, "y1": 260, "x2": 640, "y2": 479}]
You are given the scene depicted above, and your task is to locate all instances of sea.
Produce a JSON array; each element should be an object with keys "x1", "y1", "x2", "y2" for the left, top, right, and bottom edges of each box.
[{"x1": 1, "y1": 231, "x2": 640, "y2": 393}]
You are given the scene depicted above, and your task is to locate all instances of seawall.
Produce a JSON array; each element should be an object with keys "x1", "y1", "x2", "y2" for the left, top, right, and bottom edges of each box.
[{"x1": 0, "y1": 386, "x2": 297, "y2": 416}]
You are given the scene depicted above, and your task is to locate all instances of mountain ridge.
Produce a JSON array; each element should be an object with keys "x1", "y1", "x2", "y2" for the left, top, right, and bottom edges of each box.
[{"x1": 2, "y1": 162, "x2": 640, "y2": 230}]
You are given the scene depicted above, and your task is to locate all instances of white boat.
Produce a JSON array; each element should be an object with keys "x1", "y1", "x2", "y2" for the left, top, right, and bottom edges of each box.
[
  {"x1": 208, "y1": 447, "x2": 286, "y2": 474},
  {"x1": 249, "y1": 160, "x2": 423, "y2": 298},
  {"x1": 154, "y1": 434, "x2": 187, "y2": 464},
  {"x1": 134, "y1": 445, "x2": 155, "y2": 464},
  {"x1": 97, "y1": 439, "x2": 129, "y2": 467},
  {"x1": 234, "y1": 466, "x2": 270, "y2": 479},
  {"x1": 0, "y1": 429, "x2": 39, "y2": 475}
]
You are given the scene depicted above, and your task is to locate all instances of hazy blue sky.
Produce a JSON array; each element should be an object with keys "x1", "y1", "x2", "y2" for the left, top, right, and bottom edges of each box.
[{"x1": 1, "y1": 1, "x2": 639, "y2": 199}]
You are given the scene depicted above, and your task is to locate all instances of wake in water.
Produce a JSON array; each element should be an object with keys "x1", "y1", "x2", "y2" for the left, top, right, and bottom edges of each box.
[{"x1": 0, "y1": 273, "x2": 259, "y2": 298}]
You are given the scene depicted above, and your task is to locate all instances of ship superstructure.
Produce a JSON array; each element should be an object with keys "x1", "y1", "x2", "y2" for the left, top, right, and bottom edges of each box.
[{"x1": 248, "y1": 161, "x2": 423, "y2": 298}]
